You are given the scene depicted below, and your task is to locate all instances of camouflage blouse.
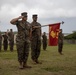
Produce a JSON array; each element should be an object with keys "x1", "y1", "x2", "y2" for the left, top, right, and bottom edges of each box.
[
  {"x1": 15, "y1": 20, "x2": 31, "y2": 42},
  {"x1": 31, "y1": 21, "x2": 41, "y2": 37}
]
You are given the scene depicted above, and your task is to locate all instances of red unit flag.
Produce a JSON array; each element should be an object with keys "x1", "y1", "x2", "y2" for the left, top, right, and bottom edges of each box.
[{"x1": 49, "y1": 23, "x2": 60, "y2": 46}]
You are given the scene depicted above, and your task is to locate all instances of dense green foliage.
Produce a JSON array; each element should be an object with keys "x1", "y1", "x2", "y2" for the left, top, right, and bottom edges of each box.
[{"x1": 64, "y1": 32, "x2": 76, "y2": 39}]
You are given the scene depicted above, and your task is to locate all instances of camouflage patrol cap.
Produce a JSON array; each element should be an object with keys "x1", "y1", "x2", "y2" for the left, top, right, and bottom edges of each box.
[
  {"x1": 32, "y1": 14, "x2": 37, "y2": 17},
  {"x1": 21, "y1": 12, "x2": 27, "y2": 17}
]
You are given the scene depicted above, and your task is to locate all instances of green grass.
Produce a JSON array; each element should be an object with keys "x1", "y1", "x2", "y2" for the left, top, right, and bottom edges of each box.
[{"x1": 0, "y1": 43, "x2": 76, "y2": 75}]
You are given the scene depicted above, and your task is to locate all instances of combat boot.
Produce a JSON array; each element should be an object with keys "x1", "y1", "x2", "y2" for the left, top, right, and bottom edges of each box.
[
  {"x1": 35, "y1": 59, "x2": 42, "y2": 64},
  {"x1": 19, "y1": 62, "x2": 23, "y2": 69},
  {"x1": 23, "y1": 62, "x2": 32, "y2": 68}
]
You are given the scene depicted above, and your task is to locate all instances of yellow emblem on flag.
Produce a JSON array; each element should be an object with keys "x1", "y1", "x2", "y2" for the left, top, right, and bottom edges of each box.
[{"x1": 50, "y1": 31, "x2": 56, "y2": 38}]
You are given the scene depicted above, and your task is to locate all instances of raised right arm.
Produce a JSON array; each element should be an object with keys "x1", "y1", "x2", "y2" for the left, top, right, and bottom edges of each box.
[{"x1": 10, "y1": 16, "x2": 23, "y2": 25}]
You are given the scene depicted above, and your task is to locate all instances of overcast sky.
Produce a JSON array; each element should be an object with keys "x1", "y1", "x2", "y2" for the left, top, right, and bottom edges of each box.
[{"x1": 0, "y1": 0, "x2": 76, "y2": 33}]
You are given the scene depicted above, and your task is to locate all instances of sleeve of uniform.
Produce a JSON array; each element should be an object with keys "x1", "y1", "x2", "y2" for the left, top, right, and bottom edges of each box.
[
  {"x1": 38, "y1": 23, "x2": 42, "y2": 36},
  {"x1": 30, "y1": 22, "x2": 35, "y2": 32},
  {"x1": 27, "y1": 22, "x2": 32, "y2": 37},
  {"x1": 12, "y1": 20, "x2": 19, "y2": 25}
]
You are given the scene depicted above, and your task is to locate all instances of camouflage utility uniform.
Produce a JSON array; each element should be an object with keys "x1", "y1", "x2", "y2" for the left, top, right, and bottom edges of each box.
[
  {"x1": 10, "y1": 12, "x2": 32, "y2": 69},
  {"x1": 58, "y1": 29, "x2": 64, "y2": 54},
  {"x1": 31, "y1": 21, "x2": 41, "y2": 62},
  {"x1": 3, "y1": 33, "x2": 8, "y2": 51},
  {"x1": 8, "y1": 30, "x2": 14, "y2": 51},
  {"x1": 42, "y1": 33, "x2": 47, "y2": 50},
  {"x1": 15, "y1": 21, "x2": 31, "y2": 63}
]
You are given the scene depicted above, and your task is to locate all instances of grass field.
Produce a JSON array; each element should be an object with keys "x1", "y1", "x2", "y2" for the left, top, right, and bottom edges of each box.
[{"x1": 0, "y1": 43, "x2": 76, "y2": 75}]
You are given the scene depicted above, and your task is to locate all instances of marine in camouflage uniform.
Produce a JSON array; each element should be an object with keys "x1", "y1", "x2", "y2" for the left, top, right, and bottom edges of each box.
[
  {"x1": 58, "y1": 29, "x2": 64, "y2": 55},
  {"x1": 42, "y1": 32, "x2": 47, "y2": 51},
  {"x1": 10, "y1": 12, "x2": 31, "y2": 69},
  {"x1": 31, "y1": 14, "x2": 42, "y2": 64},
  {"x1": 2, "y1": 32, "x2": 8, "y2": 51},
  {"x1": 0, "y1": 32, "x2": 2, "y2": 52},
  {"x1": 8, "y1": 29, "x2": 14, "y2": 52}
]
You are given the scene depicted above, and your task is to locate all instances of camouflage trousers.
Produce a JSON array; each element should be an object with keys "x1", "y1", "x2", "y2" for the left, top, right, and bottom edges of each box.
[
  {"x1": 9, "y1": 41, "x2": 14, "y2": 51},
  {"x1": 58, "y1": 43, "x2": 63, "y2": 53},
  {"x1": 31, "y1": 37, "x2": 41, "y2": 61},
  {"x1": 43, "y1": 41, "x2": 47, "y2": 50},
  {"x1": 16, "y1": 40, "x2": 30, "y2": 63},
  {"x1": 3, "y1": 40, "x2": 8, "y2": 51}
]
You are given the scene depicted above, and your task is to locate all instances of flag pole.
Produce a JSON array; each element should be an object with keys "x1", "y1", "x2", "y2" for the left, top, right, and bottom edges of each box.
[
  {"x1": 33, "y1": 21, "x2": 64, "y2": 28},
  {"x1": 41, "y1": 21, "x2": 64, "y2": 27}
]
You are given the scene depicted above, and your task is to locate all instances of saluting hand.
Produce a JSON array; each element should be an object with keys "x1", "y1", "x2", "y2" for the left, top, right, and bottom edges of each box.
[{"x1": 18, "y1": 16, "x2": 24, "y2": 19}]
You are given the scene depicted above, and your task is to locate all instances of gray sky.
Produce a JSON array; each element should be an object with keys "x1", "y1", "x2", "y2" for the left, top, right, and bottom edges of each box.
[{"x1": 0, "y1": 0, "x2": 76, "y2": 33}]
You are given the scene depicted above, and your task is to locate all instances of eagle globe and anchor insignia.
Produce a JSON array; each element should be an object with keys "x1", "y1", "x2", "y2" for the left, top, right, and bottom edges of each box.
[{"x1": 50, "y1": 27, "x2": 59, "y2": 39}]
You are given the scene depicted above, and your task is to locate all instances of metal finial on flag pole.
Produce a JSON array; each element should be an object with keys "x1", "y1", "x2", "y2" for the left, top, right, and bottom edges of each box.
[{"x1": 61, "y1": 21, "x2": 64, "y2": 24}]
